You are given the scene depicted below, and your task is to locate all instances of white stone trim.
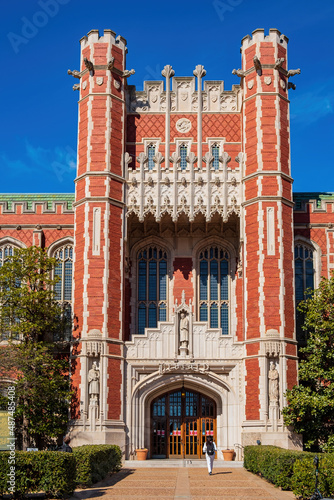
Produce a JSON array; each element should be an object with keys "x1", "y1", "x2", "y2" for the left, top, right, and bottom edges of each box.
[
  {"x1": 294, "y1": 235, "x2": 322, "y2": 289},
  {"x1": 0, "y1": 236, "x2": 27, "y2": 249}
]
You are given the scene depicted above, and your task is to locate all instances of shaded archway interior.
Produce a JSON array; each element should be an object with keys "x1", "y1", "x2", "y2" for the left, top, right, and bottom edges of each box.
[{"x1": 151, "y1": 387, "x2": 216, "y2": 458}]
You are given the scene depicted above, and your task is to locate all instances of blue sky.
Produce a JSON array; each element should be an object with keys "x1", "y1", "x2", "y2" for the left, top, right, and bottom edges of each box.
[{"x1": 1, "y1": 0, "x2": 333, "y2": 193}]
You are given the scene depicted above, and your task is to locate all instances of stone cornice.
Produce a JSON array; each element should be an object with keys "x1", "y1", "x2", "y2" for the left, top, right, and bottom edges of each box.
[
  {"x1": 73, "y1": 196, "x2": 125, "y2": 208},
  {"x1": 242, "y1": 171, "x2": 293, "y2": 183},
  {"x1": 75, "y1": 171, "x2": 125, "y2": 184},
  {"x1": 242, "y1": 196, "x2": 294, "y2": 208},
  {"x1": 78, "y1": 93, "x2": 125, "y2": 104},
  {"x1": 243, "y1": 92, "x2": 290, "y2": 104}
]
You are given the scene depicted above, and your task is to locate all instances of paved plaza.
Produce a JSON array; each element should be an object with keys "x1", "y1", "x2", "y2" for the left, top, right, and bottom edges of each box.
[{"x1": 70, "y1": 467, "x2": 296, "y2": 500}]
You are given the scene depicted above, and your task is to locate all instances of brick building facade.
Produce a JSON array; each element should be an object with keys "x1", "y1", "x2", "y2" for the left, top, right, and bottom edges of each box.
[{"x1": 1, "y1": 28, "x2": 334, "y2": 459}]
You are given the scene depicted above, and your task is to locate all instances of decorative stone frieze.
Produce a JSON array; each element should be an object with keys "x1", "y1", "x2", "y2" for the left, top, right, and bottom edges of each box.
[
  {"x1": 126, "y1": 152, "x2": 241, "y2": 222},
  {"x1": 127, "y1": 75, "x2": 241, "y2": 113}
]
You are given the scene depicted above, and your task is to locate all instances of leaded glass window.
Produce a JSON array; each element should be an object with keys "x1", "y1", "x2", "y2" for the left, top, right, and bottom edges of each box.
[
  {"x1": 180, "y1": 145, "x2": 187, "y2": 171},
  {"x1": 0, "y1": 245, "x2": 15, "y2": 268},
  {"x1": 137, "y1": 245, "x2": 168, "y2": 334},
  {"x1": 199, "y1": 246, "x2": 229, "y2": 334},
  {"x1": 212, "y1": 145, "x2": 220, "y2": 170},
  {"x1": 148, "y1": 144, "x2": 156, "y2": 171},
  {"x1": 0, "y1": 244, "x2": 19, "y2": 340},
  {"x1": 54, "y1": 244, "x2": 73, "y2": 340},
  {"x1": 295, "y1": 243, "x2": 314, "y2": 341}
]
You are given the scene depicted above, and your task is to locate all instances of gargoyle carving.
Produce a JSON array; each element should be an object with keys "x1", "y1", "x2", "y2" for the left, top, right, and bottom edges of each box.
[
  {"x1": 72, "y1": 84, "x2": 80, "y2": 91},
  {"x1": 274, "y1": 58, "x2": 285, "y2": 69},
  {"x1": 232, "y1": 69, "x2": 246, "y2": 77},
  {"x1": 107, "y1": 58, "x2": 115, "y2": 70},
  {"x1": 287, "y1": 69, "x2": 301, "y2": 77},
  {"x1": 123, "y1": 69, "x2": 135, "y2": 78},
  {"x1": 288, "y1": 82, "x2": 296, "y2": 90},
  {"x1": 67, "y1": 69, "x2": 81, "y2": 79},
  {"x1": 84, "y1": 58, "x2": 94, "y2": 76},
  {"x1": 253, "y1": 55, "x2": 262, "y2": 74}
]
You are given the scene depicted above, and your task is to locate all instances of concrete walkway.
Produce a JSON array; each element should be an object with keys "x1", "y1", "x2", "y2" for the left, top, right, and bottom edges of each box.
[{"x1": 70, "y1": 467, "x2": 296, "y2": 500}]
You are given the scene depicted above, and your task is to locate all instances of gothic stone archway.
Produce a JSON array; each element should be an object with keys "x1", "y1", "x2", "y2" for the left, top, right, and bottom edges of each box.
[{"x1": 151, "y1": 387, "x2": 216, "y2": 459}]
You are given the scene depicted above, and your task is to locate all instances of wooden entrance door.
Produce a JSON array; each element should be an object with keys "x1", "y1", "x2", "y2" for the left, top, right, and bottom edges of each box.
[{"x1": 151, "y1": 389, "x2": 216, "y2": 459}]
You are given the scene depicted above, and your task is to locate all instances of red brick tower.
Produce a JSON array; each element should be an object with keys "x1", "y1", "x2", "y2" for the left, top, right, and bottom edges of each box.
[
  {"x1": 241, "y1": 29, "x2": 298, "y2": 444},
  {"x1": 72, "y1": 30, "x2": 127, "y2": 445}
]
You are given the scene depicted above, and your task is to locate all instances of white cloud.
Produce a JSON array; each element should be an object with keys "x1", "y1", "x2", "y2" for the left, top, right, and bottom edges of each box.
[
  {"x1": 290, "y1": 80, "x2": 334, "y2": 126},
  {"x1": 1, "y1": 141, "x2": 76, "y2": 184}
]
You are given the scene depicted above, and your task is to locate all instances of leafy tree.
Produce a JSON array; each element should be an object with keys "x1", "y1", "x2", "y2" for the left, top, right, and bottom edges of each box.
[
  {"x1": 0, "y1": 247, "x2": 73, "y2": 449},
  {"x1": 0, "y1": 246, "x2": 69, "y2": 343},
  {"x1": 283, "y1": 272, "x2": 334, "y2": 451}
]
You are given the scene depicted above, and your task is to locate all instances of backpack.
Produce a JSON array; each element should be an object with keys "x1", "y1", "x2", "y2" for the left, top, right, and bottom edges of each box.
[{"x1": 207, "y1": 441, "x2": 215, "y2": 455}]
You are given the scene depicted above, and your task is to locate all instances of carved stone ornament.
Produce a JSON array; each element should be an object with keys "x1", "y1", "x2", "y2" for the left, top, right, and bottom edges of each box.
[
  {"x1": 280, "y1": 79, "x2": 286, "y2": 90},
  {"x1": 264, "y1": 76, "x2": 272, "y2": 85},
  {"x1": 114, "y1": 80, "x2": 121, "y2": 90},
  {"x1": 96, "y1": 77, "x2": 103, "y2": 86},
  {"x1": 82, "y1": 81, "x2": 87, "y2": 90},
  {"x1": 176, "y1": 118, "x2": 192, "y2": 133},
  {"x1": 159, "y1": 362, "x2": 209, "y2": 374},
  {"x1": 248, "y1": 80, "x2": 254, "y2": 90}
]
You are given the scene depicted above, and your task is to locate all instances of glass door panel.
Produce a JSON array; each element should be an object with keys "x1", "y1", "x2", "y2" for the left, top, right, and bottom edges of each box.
[{"x1": 169, "y1": 418, "x2": 182, "y2": 457}]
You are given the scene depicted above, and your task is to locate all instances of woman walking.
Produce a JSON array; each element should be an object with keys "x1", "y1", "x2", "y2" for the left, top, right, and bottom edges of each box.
[{"x1": 203, "y1": 436, "x2": 217, "y2": 475}]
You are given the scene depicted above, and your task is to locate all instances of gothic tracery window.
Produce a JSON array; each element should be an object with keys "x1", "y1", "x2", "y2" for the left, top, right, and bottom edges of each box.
[
  {"x1": 0, "y1": 244, "x2": 19, "y2": 340},
  {"x1": 137, "y1": 245, "x2": 168, "y2": 335},
  {"x1": 0, "y1": 244, "x2": 15, "y2": 268},
  {"x1": 211, "y1": 144, "x2": 220, "y2": 170},
  {"x1": 53, "y1": 244, "x2": 73, "y2": 340},
  {"x1": 199, "y1": 245, "x2": 229, "y2": 334},
  {"x1": 295, "y1": 242, "x2": 314, "y2": 341},
  {"x1": 180, "y1": 144, "x2": 188, "y2": 171},
  {"x1": 147, "y1": 144, "x2": 156, "y2": 171}
]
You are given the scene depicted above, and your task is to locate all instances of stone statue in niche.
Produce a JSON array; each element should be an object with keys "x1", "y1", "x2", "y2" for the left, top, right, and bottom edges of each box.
[
  {"x1": 179, "y1": 311, "x2": 189, "y2": 349},
  {"x1": 88, "y1": 361, "x2": 100, "y2": 404},
  {"x1": 268, "y1": 361, "x2": 279, "y2": 404}
]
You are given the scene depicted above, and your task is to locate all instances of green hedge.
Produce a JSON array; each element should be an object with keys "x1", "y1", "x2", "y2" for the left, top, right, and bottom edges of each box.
[
  {"x1": 244, "y1": 445, "x2": 314, "y2": 490},
  {"x1": 0, "y1": 444, "x2": 122, "y2": 498},
  {"x1": 73, "y1": 444, "x2": 122, "y2": 487},
  {"x1": 0, "y1": 450, "x2": 76, "y2": 498},
  {"x1": 291, "y1": 454, "x2": 334, "y2": 499}
]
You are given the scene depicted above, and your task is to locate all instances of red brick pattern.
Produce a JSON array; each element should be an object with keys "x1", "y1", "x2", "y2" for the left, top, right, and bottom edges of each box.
[
  {"x1": 202, "y1": 114, "x2": 241, "y2": 143},
  {"x1": 245, "y1": 358, "x2": 260, "y2": 420},
  {"x1": 287, "y1": 359, "x2": 298, "y2": 390}
]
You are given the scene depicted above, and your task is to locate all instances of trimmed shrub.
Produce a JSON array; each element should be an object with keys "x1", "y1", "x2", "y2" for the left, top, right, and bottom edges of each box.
[
  {"x1": 244, "y1": 445, "x2": 313, "y2": 490},
  {"x1": 73, "y1": 444, "x2": 122, "y2": 487},
  {"x1": 0, "y1": 450, "x2": 76, "y2": 498},
  {"x1": 291, "y1": 454, "x2": 334, "y2": 499},
  {"x1": 0, "y1": 444, "x2": 122, "y2": 497}
]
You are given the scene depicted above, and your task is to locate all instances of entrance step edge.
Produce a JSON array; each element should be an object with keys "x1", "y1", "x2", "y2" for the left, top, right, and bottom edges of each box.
[{"x1": 123, "y1": 459, "x2": 244, "y2": 468}]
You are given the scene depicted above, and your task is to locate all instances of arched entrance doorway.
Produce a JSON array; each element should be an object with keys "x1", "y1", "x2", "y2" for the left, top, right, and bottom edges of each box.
[{"x1": 151, "y1": 388, "x2": 216, "y2": 459}]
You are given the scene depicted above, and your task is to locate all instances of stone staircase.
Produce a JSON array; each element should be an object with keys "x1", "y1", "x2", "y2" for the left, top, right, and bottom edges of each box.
[{"x1": 123, "y1": 459, "x2": 243, "y2": 468}]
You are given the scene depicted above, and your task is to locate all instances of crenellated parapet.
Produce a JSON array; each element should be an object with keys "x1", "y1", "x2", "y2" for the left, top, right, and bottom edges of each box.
[
  {"x1": 126, "y1": 152, "x2": 241, "y2": 223},
  {"x1": 293, "y1": 192, "x2": 334, "y2": 213},
  {"x1": 0, "y1": 194, "x2": 74, "y2": 214},
  {"x1": 127, "y1": 78, "x2": 241, "y2": 114}
]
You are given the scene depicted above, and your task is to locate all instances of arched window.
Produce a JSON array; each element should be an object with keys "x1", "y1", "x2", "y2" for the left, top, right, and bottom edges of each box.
[
  {"x1": 147, "y1": 144, "x2": 156, "y2": 171},
  {"x1": 53, "y1": 244, "x2": 73, "y2": 340},
  {"x1": 211, "y1": 144, "x2": 220, "y2": 170},
  {"x1": 295, "y1": 243, "x2": 314, "y2": 301},
  {"x1": 198, "y1": 245, "x2": 229, "y2": 334},
  {"x1": 180, "y1": 145, "x2": 188, "y2": 171},
  {"x1": 137, "y1": 245, "x2": 168, "y2": 335},
  {"x1": 0, "y1": 243, "x2": 22, "y2": 340},
  {"x1": 295, "y1": 243, "x2": 314, "y2": 341},
  {"x1": 0, "y1": 244, "x2": 16, "y2": 268}
]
